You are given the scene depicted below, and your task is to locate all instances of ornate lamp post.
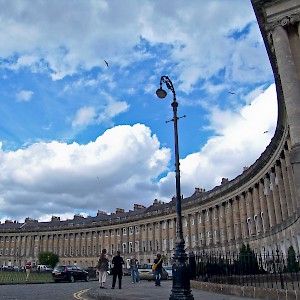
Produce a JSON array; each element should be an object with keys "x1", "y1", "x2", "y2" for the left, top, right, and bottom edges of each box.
[{"x1": 156, "y1": 76, "x2": 194, "y2": 300}]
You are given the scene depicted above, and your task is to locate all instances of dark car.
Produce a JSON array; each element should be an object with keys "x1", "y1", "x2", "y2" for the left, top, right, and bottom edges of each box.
[{"x1": 52, "y1": 265, "x2": 89, "y2": 283}]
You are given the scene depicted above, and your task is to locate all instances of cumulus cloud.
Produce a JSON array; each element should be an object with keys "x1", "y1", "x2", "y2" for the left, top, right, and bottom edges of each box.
[
  {"x1": 0, "y1": 124, "x2": 170, "y2": 221},
  {"x1": 158, "y1": 84, "x2": 277, "y2": 199}
]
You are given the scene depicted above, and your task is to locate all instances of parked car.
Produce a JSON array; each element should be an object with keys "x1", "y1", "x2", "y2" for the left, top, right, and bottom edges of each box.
[
  {"x1": 164, "y1": 266, "x2": 173, "y2": 279},
  {"x1": 37, "y1": 265, "x2": 53, "y2": 272},
  {"x1": 138, "y1": 263, "x2": 168, "y2": 281},
  {"x1": 52, "y1": 265, "x2": 89, "y2": 283}
]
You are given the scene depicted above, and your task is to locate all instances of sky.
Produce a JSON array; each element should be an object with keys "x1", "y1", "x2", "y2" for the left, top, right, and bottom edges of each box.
[{"x1": 0, "y1": 0, "x2": 277, "y2": 223}]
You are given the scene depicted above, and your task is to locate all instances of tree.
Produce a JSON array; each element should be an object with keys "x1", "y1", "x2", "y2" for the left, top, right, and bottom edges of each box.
[
  {"x1": 237, "y1": 244, "x2": 260, "y2": 275},
  {"x1": 286, "y1": 246, "x2": 299, "y2": 273},
  {"x1": 38, "y1": 251, "x2": 59, "y2": 269}
]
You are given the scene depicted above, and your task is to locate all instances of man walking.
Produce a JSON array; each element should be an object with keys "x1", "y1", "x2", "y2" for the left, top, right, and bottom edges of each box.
[
  {"x1": 129, "y1": 255, "x2": 140, "y2": 283},
  {"x1": 111, "y1": 251, "x2": 125, "y2": 289}
]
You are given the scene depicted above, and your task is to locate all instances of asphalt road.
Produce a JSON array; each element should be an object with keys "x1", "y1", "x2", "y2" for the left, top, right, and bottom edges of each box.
[
  {"x1": 0, "y1": 276, "x2": 263, "y2": 300},
  {"x1": 0, "y1": 280, "x2": 95, "y2": 300}
]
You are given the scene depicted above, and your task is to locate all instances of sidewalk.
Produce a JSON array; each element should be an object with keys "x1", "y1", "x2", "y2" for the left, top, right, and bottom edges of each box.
[{"x1": 87, "y1": 276, "x2": 262, "y2": 300}]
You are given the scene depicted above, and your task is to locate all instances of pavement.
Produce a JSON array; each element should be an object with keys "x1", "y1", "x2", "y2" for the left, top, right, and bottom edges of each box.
[{"x1": 87, "y1": 276, "x2": 262, "y2": 300}]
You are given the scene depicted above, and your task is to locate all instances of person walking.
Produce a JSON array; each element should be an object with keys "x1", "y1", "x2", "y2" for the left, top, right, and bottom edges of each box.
[
  {"x1": 129, "y1": 255, "x2": 140, "y2": 283},
  {"x1": 111, "y1": 250, "x2": 125, "y2": 289},
  {"x1": 97, "y1": 249, "x2": 109, "y2": 289},
  {"x1": 25, "y1": 261, "x2": 31, "y2": 281},
  {"x1": 153, "y1": 253, "x2": 163, "y2": 286}
]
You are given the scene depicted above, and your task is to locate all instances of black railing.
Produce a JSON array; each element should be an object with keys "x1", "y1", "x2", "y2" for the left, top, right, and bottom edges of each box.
[{"x1": 194, "y1": 250, "x2": 300, "y2": 291}]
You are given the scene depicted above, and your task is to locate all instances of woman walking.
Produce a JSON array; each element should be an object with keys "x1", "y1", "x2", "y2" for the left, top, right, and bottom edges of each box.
[{"x1": 97, "y1": 249, "x2": 109, "y2": 289}]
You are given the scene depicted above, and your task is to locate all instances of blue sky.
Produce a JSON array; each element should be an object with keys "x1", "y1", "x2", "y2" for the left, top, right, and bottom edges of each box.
[{"x1": 0, "y1": 0, "x2": 277, "y2": 223}]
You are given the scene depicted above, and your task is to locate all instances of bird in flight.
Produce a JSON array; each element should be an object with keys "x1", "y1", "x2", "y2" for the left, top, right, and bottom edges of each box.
[
  {"x1": 104, "y1": 60, "x2": 109, "y2": 67},
  {"x1": 228, "y1": 91, "x2": 235, "y2": 95},
  {"x1": 263, "y1": 130, "x2": 269, "y2": 134}
]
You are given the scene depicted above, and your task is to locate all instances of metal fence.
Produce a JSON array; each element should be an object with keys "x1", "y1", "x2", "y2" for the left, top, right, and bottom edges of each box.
[{"x1": 192, "y1": 249, "x2": 300, "y2": 291}]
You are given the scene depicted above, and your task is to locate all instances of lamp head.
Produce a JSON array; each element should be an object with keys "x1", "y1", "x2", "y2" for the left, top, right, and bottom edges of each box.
[{"x1": 156, "y1": 88, "x2": 167, "y2": 99}]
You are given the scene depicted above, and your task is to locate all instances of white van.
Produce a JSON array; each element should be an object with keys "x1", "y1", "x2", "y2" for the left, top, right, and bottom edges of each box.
[{"x1": 37, "y1": 264, "x2": 52, "y2": 271}]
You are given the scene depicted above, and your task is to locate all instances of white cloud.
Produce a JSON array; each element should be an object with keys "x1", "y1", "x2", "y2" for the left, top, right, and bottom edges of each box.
[
  {"x1": 16, "y1": 90, "x2": 34, "y2": 102},
  {"x1": 72, "y1": 106, "x2": 96, "y2": 127},
  {"x1": 0, "y1": 1, "x2": 271, "y2": 92},
  {"x1": 158, "y1": 84, "x2": 277, "y2": 199},
  {"x1": 0, "y1": 124, "x2": 170, "y2": 221}
]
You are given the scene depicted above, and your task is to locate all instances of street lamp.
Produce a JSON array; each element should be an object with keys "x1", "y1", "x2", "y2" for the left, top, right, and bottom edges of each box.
[{"x1": 156, "y1": 76, "x2": 194, "y2": 300}]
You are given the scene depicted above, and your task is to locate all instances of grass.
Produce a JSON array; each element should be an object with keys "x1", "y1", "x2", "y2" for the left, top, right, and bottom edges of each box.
[{"x1": 0, "y1": 271, "x2": 52, "y2": 283}]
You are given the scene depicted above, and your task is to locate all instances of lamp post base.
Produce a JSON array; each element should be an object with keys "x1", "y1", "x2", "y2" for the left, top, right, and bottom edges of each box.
[{"x1": 169, "y1": 242, "x2": 194, "y2": 300}]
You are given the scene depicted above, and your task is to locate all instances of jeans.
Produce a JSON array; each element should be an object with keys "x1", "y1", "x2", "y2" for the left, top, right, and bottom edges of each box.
[
  {"x1": 154, "y1": 269, "x2": 162, "y2": 286},
  {"x1": 131, "y1": 267, "x2": 140, "y2": 283}
]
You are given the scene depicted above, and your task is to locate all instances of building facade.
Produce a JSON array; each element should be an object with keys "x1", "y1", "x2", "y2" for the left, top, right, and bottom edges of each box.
[{"x1": 1, "y1": 0, "x2": 300, "y2": 269}]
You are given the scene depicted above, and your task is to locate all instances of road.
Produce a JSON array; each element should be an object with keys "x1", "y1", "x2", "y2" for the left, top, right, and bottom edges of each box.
[{"x1": 0, "y1": 280, "x2": 94, "y2": 300}]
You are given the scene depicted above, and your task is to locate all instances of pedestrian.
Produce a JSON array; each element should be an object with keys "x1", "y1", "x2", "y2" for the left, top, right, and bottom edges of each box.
[
  {"x1": 129, "y1": 254, "x2": 140, "y2": 283},
  {"x1": 97, "y1": 249, "x2": 109, "y2": 289},
  {"x1": 153, "y1": 253, "x2": 163, "y2": 286},
  {"x1": 111, "y1": 250, "x2": 125, "y2": 289},
  {"x1": 25, "y1": 261, "x2": 31, "y2": 281}
]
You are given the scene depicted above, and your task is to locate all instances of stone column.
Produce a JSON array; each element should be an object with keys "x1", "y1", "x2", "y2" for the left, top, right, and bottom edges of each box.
[
  {"x1": 186, "y1": 214, "x2": 192, "y2": 250},
  {"x1": 233, "y1": 197, "x2": 242, "y2": 241},
  {"x1": 212, "y1": 206, "x2": 219, "y2": 245},
  {"x1": 145, "y1": 224, "x2": 149, "y2": 252},
  {"x1": 200, "y1": 210, "x2": 206, "y2": 247},
  {"x1": 258, "y1": 179, "x2": 270, "y2": 232},
  {"x1": 166, "y1": 220, "x2": 170, "y2": 252},
  {"x1": 264, "y1": 174, "x2": 276, "y2": 228},
  {"x1": 219, "y1": 204, "x2": 226, "y2": 243},
  {"x1": 239, "y1": 193, "x2": 248, "y2": 239},
  {"x1": 270, "y1": 167, "x2": 283, "y2": 224},
  {"x1": 272, "y1": 24, "x2": 300, "y2": 204},
  {"x1": 279, "y1": 153, "x2": 293, "y2": 217},
  {"x1": 246, "y1": 190, "x2": 256, "y2": 236},
  {"x1": 253, "y1": 184, "x2": 263, "y2": 235},
  {"x1": 275, "y1": 160, "x2": 288, "y2": 221},
  {"x1": 193, "y1": 212, "x2": 199, "y2": 251},
  {"x1": 284, "y1": 145, "x2": 298, "y2": 210}
]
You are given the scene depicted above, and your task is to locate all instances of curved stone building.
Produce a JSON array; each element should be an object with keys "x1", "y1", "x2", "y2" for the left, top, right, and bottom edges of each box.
[{"x1": 1, "y1": 0, "x2": 300, "y2": 269}]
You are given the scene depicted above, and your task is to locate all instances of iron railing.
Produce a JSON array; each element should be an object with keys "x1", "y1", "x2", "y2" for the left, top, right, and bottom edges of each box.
[{"x1": 192, "y1": 250, "x2": 300, "y2": 291}]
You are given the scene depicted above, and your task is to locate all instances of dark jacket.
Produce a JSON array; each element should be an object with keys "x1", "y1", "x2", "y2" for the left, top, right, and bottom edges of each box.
[{"x1": 112, "y1": 255, "x2": 124, "y2": 273}]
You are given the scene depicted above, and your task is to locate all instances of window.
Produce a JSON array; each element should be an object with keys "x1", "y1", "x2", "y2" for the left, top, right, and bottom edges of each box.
[
  {"x1": 142, "y1": 240, "x2": 146, "y2": 252},
  {"x1": 183, "y1": 218, "x2": 187, "y2": 227},
  {"x1": 104, "y1": 230, "x2": 108, "y2": 237},
  {"x1": 135, "y1": 226, "x2": 139, "y2": 234},
  {"x1": 192, "y1": 234, "x2": 196, "y2": 247},
  {"x1": 129, "y1": 227, "x2": 133, "y2": 235},
  {"x1": 123, "y1": 228, "x2": 127, "y2": 235},
  {"x1": 191, "y1": 217, "x2": 195, "y2": 225},
  {"x1": 149, "y1": 226, "x2": 152, "y2": 232},
  {"x1": 149, "y1": 240, "x2": 153, "y2": 251},
  {"x1": 111, "y1": 230, "x2": 114, "y2": 237},
  {"x1": 162, "y1": 239, "x2": 167, "y2": 251},
  {"x1": 122, "y1": 243, "x2": 127, "y2": 253},
  {"x1": 206, "y1": 211, "x2": 209, "y2": 221},
  {"x1": 169, "y1": 220, "x2": 173, "y2": 229},
  {"x1": 162, "y1": 222, "x2": 166, "y2": 229},
  {"x1": 116, "y1": 229, "x2": 120, "y2": 236},
  {"x1": 199, "y1": 214, "x2": 202, "y2": 224},
  {"x1": 129, "y1": 242, "x2": 133, "y2": 253},
  {"x1": 169, "y1": 238, "x2": 174, "y2": 250}
]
